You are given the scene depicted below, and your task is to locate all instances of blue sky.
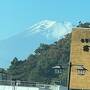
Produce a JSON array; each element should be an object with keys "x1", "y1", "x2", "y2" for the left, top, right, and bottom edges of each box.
[{"x1": 0, "y1": 0, "x2": 90, "y2": 40}]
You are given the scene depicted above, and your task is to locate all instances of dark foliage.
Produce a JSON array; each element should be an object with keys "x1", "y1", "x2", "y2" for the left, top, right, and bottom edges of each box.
[
  {"x1": 77, "y1": 21, "x2": 90, "y2": 28},
  {"x1": 8, "y1": 34, "x2": 71, "y2": 86}
]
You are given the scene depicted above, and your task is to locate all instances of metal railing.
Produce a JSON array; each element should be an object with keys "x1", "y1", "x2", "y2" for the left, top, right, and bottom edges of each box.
[{"x1": 0, "y1": 80, "x2": 53, "y2": 88}]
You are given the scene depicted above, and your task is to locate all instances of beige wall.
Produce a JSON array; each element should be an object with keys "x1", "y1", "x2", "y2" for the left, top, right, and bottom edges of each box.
[{"x1": 70, "y1": 28, "x2": 90, "y2": 89}]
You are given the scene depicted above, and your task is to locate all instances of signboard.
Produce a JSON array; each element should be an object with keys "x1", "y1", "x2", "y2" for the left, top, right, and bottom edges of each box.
[{"x1": 70, "y1": 28, "x2": 90, "y2": 89}]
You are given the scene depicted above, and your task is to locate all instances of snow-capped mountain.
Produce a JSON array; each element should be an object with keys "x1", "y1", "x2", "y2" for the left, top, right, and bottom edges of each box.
[
  {"x1": 0, "y1": 20, "x2": 72, "y2": 68},
  {"x1": 26, "y1": 20, "x2": 72, "y2": 39}
]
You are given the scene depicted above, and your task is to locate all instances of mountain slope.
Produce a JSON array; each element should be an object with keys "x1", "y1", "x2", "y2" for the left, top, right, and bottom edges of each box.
[{"x1": 0, "y1": 20, "x2": 72, "y2": 68}]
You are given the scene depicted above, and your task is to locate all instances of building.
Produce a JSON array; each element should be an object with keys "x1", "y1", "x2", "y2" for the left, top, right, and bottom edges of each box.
[{"x1": 70, "y1": 28, "x2": 90, "y2": 89}]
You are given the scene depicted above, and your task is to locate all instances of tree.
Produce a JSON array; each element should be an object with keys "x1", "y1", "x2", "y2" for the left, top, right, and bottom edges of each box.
[
  {"x1": 11, "y1": 57, "x2": 19, "y2": 65},
  {"x1": 77, "y1": 21, "x2": 90, "y2": 28}
]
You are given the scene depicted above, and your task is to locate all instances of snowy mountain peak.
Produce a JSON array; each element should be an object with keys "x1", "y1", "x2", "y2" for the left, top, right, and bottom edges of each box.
[
  {"x1": 26, "y1": 20, "x2": 72, "y2": 40},
  {"x1": 28, "y1": 20, "x2": 56, "y2": 33}
]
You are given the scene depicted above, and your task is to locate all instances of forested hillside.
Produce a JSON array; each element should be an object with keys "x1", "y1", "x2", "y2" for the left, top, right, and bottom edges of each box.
[
  {"x1": 7, "y1": 33, "x2": 71, "y2": 86},
  {"x1": 7, "y1": 22, "x2": 90, "y2": 86}
]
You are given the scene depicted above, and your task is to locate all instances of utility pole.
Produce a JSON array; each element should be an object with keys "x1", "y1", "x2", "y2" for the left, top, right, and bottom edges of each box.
[{"x1": 67, "y1": 63, "x2": 71, "y2": 90}]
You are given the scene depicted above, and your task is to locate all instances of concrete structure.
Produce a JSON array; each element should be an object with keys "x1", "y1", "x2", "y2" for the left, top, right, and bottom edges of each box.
[
  {"x1": 0, "y1": 85, "x2": 67, "y2": 90},
  {"x1": 0, "y1": 85, "x2": 39, "y2": 90},
  {"x1": 70, "y1": 28, "x2": 90, "y2": 89}
]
